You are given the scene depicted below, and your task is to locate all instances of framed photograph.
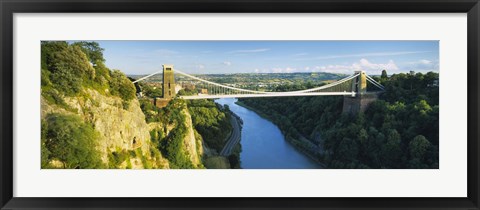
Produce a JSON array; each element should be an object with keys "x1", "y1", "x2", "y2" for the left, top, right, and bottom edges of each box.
[{"x1": 1, "y1": 0, "x2": 479, "y2": 209}]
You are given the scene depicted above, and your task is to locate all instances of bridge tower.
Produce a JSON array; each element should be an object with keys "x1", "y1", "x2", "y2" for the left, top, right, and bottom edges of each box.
[
  {"x1": 162, "y1": 64, "x2": 176, "y2": 99},
  {"x1": 342, "y1": 71, "x2": 378, "y2": 114},
  {"x1": 352, "y1": 71, "x2": 367, "y2": 94}
]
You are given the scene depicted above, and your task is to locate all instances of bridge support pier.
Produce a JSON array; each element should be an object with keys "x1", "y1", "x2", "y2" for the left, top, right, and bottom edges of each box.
[
  {"x1": 342, "y1": 71, "x2": 378, "y2": 114},
  {"x1": 342, "y1": 94, "x2": 378, "y2": 114}
]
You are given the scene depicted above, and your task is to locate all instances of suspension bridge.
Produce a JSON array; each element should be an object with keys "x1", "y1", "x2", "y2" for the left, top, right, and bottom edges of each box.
[{"x1": 132, "y1": 65, "x2": 385, "y2": 100}]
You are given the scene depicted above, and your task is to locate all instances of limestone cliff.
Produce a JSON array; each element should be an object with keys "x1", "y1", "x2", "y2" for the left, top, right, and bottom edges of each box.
[
  {"x1": 182, "y1": 109, "x2": 203, "y2": 167},
  {"x1": 40, "y1": 41, "x2": 175, "y2": 169},
  {"x1": 41, "y1": 89, "x2": 170, "y2": 169},
  {"x1": 147, "y1": 106, "x2": 204, "y2": 169}
]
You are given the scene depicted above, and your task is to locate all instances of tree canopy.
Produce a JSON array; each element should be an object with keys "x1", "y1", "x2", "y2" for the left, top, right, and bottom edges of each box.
[
  {"x1": 240, "y1": 71, "x2": 439, "y2": 169},
  {"x1": 42, "y1": 113, "x2": 104, "y2": 169},
  {"x1": 72, "y1": 41, "x2": 106, "y2": 65},
  {"x1": 41, "y1": 41, "x2": 137, "y2": 105}
]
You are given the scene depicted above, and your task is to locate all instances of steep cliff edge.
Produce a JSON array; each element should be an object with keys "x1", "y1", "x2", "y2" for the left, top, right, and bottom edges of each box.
[
  {"x1": 146, "y1": 99, "x2": 204, "y2": 169},
  {"x1": 40, "y1": 41, "x2": 171, "y2": 169},
  {"x1": 41, "y1": 89, "x2": 170, "y2": 169},
  {"x1": 182, "y1": 109, "x2": 203, "y2": 167},
  {"x1": 41, "y1": 41, "x2": 227, "y2": 169}
]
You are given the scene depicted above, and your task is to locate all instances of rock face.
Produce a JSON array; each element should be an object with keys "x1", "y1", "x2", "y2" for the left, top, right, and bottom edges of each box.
[
  {"x1": 147, "y1": 107, "x2": 204, "y2": 168},
  {"x1": 182, "y1": 109, "x2": 203, "y2": 167},
  {"x1": 41, "y1": 89, "x2": 169, "y2": 168},
  {"x1": 41, "y1": 88, "x2": 208, "y2": 169}
]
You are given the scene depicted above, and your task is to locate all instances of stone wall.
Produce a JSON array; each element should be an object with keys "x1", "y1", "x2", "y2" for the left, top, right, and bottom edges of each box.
[
  {"x1": 154, "y1": 98, "x2": 171, "y2": 108},
  {"x1": 342, "y1": 93, "x2": 378, "y2": 114}
]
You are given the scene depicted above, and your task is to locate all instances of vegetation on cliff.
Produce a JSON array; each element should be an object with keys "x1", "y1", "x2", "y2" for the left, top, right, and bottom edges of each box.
[
  {"x1": 41, "y1": 41, "x2": 135, "y2": 103},
  {"x1": 187, "y1": 99, "x2": 232, "y2": 152},
  {"x1": 146, "y1": 99, "x2": 201, "y2": 169},
  {"x1": 42, "y1": 113, "x2": 104, "y2": 169},
  {"x1": 41, "y1": 41, "x2": 166, "y2": 169},
  {"x1": 140, "y1": 96, "x2": 234, "y2": 168},
  {"x1": 239, "y1": 71, "x2": 439, "y2": 169},
  {"x1": 188, "y1": 99, "x2": 238, "y2": 169}
]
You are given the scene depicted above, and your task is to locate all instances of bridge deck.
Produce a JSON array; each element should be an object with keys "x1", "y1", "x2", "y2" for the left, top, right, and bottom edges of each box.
[
  {"x1": 180, "y1": 92, "x2": 356, "y2": 99},
  {"x1": 133, "y1": 69, "x2": 386, "y2": 100}
]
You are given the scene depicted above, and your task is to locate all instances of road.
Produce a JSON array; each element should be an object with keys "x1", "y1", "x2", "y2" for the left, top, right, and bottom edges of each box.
[{"x1": 220, "y1": 114, "x2": 242, "y2": 156}]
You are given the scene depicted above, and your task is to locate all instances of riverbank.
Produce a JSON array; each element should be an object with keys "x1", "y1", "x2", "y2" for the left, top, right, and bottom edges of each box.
[
  {"x1": 215, "y1": 98, "x2": 319, "y2": 169},
  {"x1": 220, "y1": 112, "x2": 242, "y2": 156},
  {"x1": 235, "y1": 100, "x2": 326, "y2": 168},
  {"x1": 211, "y1": 103, "x2": 243, "y2": 168}
]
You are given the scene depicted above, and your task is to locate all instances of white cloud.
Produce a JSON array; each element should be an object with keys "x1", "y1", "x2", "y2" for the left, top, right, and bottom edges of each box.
[
  {"x1": 197, "y1": 64, "x2": 205, "y2": 69},
  {"x1": 285, "y1": 67, "x2": 296, "y2": 73},
  {"x1": 222, "y1": 61, "x2": 232, "y2": 66},
  {"x1": 356, "y1": 58, "x2": 399, "y2": 72},
  {"x1": 419, "y1": 59, "x2": 432, "y2": 64},
  {"x1": 309, "y1": 59, "x2": 399, "y2": 74},
  {"x1": 292, "y1": 53, "x2": 308, "y2": 56},
  {"x1": 252, "y1": 59, "x2": 398, "y2": 74},
  {"x1": 257, "y1": 67, "x2": 297, "y2": 73},
  {"x1": 405, "y1": 59, "x2": 439, "y2": 71},
  {"x1": 271, "y1": 68, "x2": 282, "y2": 73},
  {"x1": 296, "y1": 51, "x2": 430, "y2": 61},
  {"x1": 228, "y1": 48, "x2": 270, "y2": 54}
]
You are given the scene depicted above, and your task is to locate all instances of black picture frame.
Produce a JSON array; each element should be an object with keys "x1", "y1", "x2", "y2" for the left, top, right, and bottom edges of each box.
[{"x1": 1, "y1": 0, "x2": 479, "y2": 209}]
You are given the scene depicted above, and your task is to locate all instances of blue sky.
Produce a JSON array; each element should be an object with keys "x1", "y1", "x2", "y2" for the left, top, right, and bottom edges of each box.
[{"x1": 96, "y1": 41, "x2": 439, "y2": 75}]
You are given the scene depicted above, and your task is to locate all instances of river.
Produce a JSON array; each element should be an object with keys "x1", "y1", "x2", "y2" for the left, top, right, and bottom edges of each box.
[{"x1": 215, "y1": 98, "x2": 321, "y2": 169}]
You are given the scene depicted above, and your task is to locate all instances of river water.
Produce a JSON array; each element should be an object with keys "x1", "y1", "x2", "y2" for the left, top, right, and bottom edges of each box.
[{"x1": 215, "y1": 98, "x2": 321, "y2": 169}]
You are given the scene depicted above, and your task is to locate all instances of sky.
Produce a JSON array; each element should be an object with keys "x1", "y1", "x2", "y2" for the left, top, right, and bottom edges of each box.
[{"x1": 96, "y1": 41, "x2": 439, "y2": 75}]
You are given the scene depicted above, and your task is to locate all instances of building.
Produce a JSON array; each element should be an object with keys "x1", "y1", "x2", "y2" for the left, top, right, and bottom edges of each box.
[
  {"x1": 181, "y1": 82, "x2": 196, "y2": 90},
  {"x1": 199, "y1": 89, "x2": 208, "y2": 94},
  {"x1": 162, "y1": 64, "x2": 176, "y2": 99}
]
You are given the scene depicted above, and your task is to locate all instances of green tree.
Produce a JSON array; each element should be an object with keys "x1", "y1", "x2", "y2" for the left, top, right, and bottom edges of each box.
[
  {"x1": 188, "y1": 99, "x2": 232, "y2": 152},
  {"x1": 409, "y1": 135, "x2": 430, "y2": 159},
  {"x1": 381, "y1": 69, "x2": 388, "y2": 79},
  {"x1": 50, "y1": 61, "x2": 83, "y2": 95},
  {"x1": 141, "y1": 83, "x2": 163, "y2": 98},
  {"x1": 41, "y1": 120, "x2": 51, "y2": 168},
  {"x1": 239, "y1": 71, "x2": 438, "y2": 169},
  {"x1": 228, "y1": 154, "x2": 240, "y2": 169},
  {"x1": 382, "y1": 129, "x2": 402, "y2": 167},
  {"x1": 109, "y1": 70, "x2": 136, "y2": 101},
  {"x1": 408, "y1": 135, "x2": 431, "y2": 168},
  {"x1": 43, "y1": 113, "x2": 104, "y2": 169},
  {"x1": 92, "y1": 61, "x2": 111, "y2": 88},
  {"x1": 72, "y1": 41, "x2": 106, "y2": 65},
  {"x1": 41, "y1": 41, "x2": 96, "y2": 96},
  {"x1": 159, "y1": 122, "x2": 194, "y2": 169},
  {"x1": 41, "y1": 41, "x2": 69, "y2": 70}
]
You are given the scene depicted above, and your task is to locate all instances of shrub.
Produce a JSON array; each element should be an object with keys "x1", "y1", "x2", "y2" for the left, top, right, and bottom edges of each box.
[
  {"x1": 110, "y1": 70, "x2": 136, "y2": 101},
  {"x1": 188, "y1": 99, "x2": 232, "y2": 152},
  {"x1": 159, "y1": 123, "x2": 194, "y2": 169},
  {"x1": 72, "y1": 41, "x2": 106, "y2": 66},
  {"x1": 41, "y1": 88, "x2": 78, "y2": 113},
  {"x1": 41, "y1": 41, "x2": 96, "y2": 96},
  {"x1": 42, "y1": 113, "x2": 104, "y2": 169}
]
